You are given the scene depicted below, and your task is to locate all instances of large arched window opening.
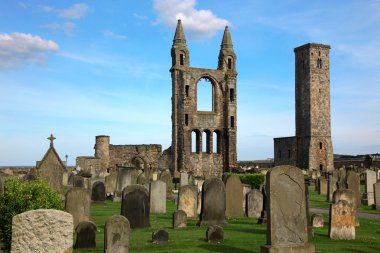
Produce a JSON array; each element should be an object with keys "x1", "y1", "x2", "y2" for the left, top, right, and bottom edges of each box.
[
  {"x1": 197, "y1": 77, "x2": 213, "y2": 111},
  {"x1": 191, "y1": 130, "x2": 200, "y2": 153}
]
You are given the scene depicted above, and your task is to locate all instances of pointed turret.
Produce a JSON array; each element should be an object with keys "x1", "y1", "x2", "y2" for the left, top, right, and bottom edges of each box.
[
  {"x1": 221, "y1": 26, "x2": 233, "y2": 50},
  {"x1": 218, "y1": 26, "x2": 236, "y2": 71},
  {"x1": 171, "y1": 19, "x2": 189, "y2": 68},
  {"x1": 173, "y1": 19, "x2": 186, "y2": 46}
]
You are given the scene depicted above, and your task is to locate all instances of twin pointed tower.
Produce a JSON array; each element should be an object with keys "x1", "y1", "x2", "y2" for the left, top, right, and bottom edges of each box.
[{"x1": 170, "y1": 20, "x2": 237, "y2": 177}]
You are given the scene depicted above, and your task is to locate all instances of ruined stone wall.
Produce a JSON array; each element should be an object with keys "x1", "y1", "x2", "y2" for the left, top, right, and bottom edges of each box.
[
  {"x1": 76, "y1": 156, "x2": 101, "y2": 175},
  {"x1": 108, "y1": 144, "x2": 162, "y2": 172},
  {"x1": 274, "y1": 137, "x2": 297, "y2": 166}
]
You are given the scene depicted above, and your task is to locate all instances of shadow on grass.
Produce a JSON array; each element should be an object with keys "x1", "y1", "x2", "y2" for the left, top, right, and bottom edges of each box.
[{"x1": 198, "y1": 244, "x2": 257, "y2": 253}]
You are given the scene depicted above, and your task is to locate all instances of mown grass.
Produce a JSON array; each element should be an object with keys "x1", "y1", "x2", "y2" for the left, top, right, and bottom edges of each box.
[{"x1": 74, "y1": 188, "x2": 380, "y2": 253}]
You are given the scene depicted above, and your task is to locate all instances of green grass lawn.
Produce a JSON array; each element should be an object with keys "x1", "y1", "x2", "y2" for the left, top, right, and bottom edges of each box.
[{"x1": 73, "y1": 195, "x2": 380, "y2": 253}]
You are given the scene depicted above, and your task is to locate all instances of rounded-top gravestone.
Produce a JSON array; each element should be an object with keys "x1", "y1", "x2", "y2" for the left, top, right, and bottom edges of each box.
[
  {"x1": 91, "y1": 181, "x2": 106, "y2": 202},
  {"x1": 105, "y1": 215, "x2": 130, "y2": 253},
  {"x1": 199, "y1": 177, "x2": 226, "y2": 226},
  {"x1": 178, "y1": 185, "x2": 198, "y2": 218},
  {"x1": 121, "y1": 185, "x2": 150, "y2": 229},
  {"x1": 225, "y1": 175, "x2": 244, "y2": 218},
  {"x1": 75, "y1": 221, "x2": 97, "y2": 249},
  {"x1": 65, "y1": 187, "x2": 91, "y2": 229}
]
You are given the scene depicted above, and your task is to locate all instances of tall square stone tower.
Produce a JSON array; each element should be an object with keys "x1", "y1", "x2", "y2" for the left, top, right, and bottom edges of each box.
[
  {"x1": 170, "y1": 20, "x2": 237, "y2": 177},
  {"x1": 274, "y1": 43, "x2": 334, "y2": 171}
]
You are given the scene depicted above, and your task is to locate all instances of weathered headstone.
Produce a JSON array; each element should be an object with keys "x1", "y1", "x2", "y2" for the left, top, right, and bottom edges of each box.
[
  {"x1": 152, "y1": 229, "x2": 169, "y2": 243},
  {"x1": 374, "y1": 182, "x2": 380, "y2": 210},
  {"x1": 199, "y1": 177, "x2": 226, "y2": 226},
  {"x1": 206, "y1": 225, "x2": 224, "y2": 243},
  {"x1": 327, "y1": 175, "x2": 338, "y2": 202},
  {"x1": 121, "y1": 185, "x2": 150, "y2": 229},
  {"x1": 91, "y1": 181, "x2": 106, "y2": 202},
  {"x1": 345, "y1": 171, "x2": 360, "y2": 207},
  {"x1": 180, "y1": 171, "x2": 188, "y2": 186},
  {"x1": 173, "y1": 210, "x2": 187, "y2": 228},
  {"x1": 318, "y1": 177, "x2": 327, "y2": 195},
  {"x1": 178, "y1": 185, "x2": 197, "y2": 218},
  {"x1": 150, "y1": 180, "x2": 166, "y2": 213},
  {"x1": 137, "y1": 172, "x2": 148, "y2": 185},
  {"x1": 116, "y1": 167, "x2": 135, "y2": 193},
  {"x1": 329, "y1": 189, "x2": 356, "y2": 240},
  {"x1": 311, "y1": 214, "x2": 324, "y2": 228},
  {"x1": 225, "y1": 175, "x2": 244, "y2": 218},
  {"x1": 105, "y1": 173, "x2": 117, "y2": 196},
  {"x1": 363, "y1": 169, "x2": 376, "y2": 206},
  {"x1": 242, "y1": 184, "x2": 251, "y2": 214},
  {"x1": 74, "y1": 175, "x2": 85, "y2": 188},
  {"x1": 62, "y1": 171, "x2": 68, "y2": 186},
  {"x1": 75, "y1": 221, "x2": 97, "y2": 249},
  {"x1": 247, "y1": 189, "x2": 263, "y2": 218},
  {"x1": 159, "y1": 170, "x2": 173, "y2": 199},
  {"x1": 11, "y1": 209, "x2": 73, "y2": 253},
  {"x1": 104, "y1": 215, "x2": 130, "y2": 253},
  {"x1": 260, "y1": 165, "x2": 315, "y2": 253},
  {"x1": 65, "y1": 187, "x2": 91, "y2": 228},
  {"x1": 68, "y1": 173, "x2": 74, "y2": 186}
]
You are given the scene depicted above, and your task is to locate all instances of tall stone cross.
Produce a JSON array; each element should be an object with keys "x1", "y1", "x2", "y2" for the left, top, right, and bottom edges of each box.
[{"x1": 48, "y1": 134, "x2": 56, "y2": 147}]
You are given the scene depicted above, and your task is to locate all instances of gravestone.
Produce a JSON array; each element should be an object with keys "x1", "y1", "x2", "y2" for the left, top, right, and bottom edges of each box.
[
  {"x1": 11, "y1": 209, "x2": 73, "y2": 253},
  {"x1": 242, "y1": 184, "x2": 252, "y2": 214},
  {"x1": 247, "y1": 189, "x2": 263, "y2": 218},
  {"x1": 197, "y1": 191, "x2": 202, "y2": 215},
  {"x1": 104, "y1": 215, "x2": 130, "y2": 253},
  {"x1": 345, "y1": 171, "x2": 360, "y2": 207},
  {"x1": 199, "y1": 177, "x2": 226, "y2": 226},
  {"x1": 137, "y1": 172, "x2": 148, "y2": 185},
  {"x1": 178, "y1": 185, "x2": 198, "y2": 218},
  {"x1": 374, "y1": 182, "x2": 380, "y2": 210},
  {"x1": 159, "y1": 170, "x2": 173, "y2": 199},
  {"x1": 75, "y1": 221, "x2": 97, "y2": 249},
  {"x1": 180, "y1": 171, "x2": 189, "y2": 186},
  {"x1": 68, "y1": 173, "x2": 74, "y2": 186},
  {"x1": 337, "y1": 168, "x2": 347, "y2": 189},
  {"x1": 74, "y1": 175, "x2": 85, "y2": 188},
  {"x1": 173, "y1": 210, "x2": 187, "y2": 228},
  {"x1": 62, "y1": 171, "x2": 68, "y2": 186},
  {"x1": 363, "y1": 169, "x2": 376, "y2": 206},
  {"x1": 327, "y1": 175, "x2": 338, "y2": 202},
  {"x1": 258, "y1": 185, "x2": 267, "y2": 224},
  {"x1": 91, "y1": 181, "x2": 106, "y2": 202},
  {"x1": 188, "y1": 171, "x2": 195, "y2": 185},
  {"x1": 329, "y1": 189, "x2": 356, "y2": 240},
  {"x1": 225, "y1": 175, "x2": 244, "y2": 218},
  {"x1": 105, "y1": 173, "x2": 117, "y2": 196},
  {"x1": 318, "y1": 177, "x2": 327, "y2": 195},
  {"x1": 206, "y1": 225, "x2": 224, "y2": 243},
  {"x1": 150, "y1": 180, "x2": 166, "y2": 213},
  {"x1": 260, "y1": 165, "x2": 315, "y2": 253},
  {"x1": 152, "y1": 229, "x2": 169, "y2": 243},
  {"x1": 311, "y1": 214, "x2": 324, "y2": 228},
  {"x1": 116, "y1": 167, "x2": 135, "y2": 194},
  {"x1": 121, "y1": 185, "x2": 150, "y2": 229},
  {"x1": 65, "y1": 187, "x2": 91, "y2": 228}
]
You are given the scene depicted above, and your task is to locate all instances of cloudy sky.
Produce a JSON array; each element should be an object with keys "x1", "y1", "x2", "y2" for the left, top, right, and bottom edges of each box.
[{"x1": 1, "y1": 0, "x2": 379, "y2": 166}]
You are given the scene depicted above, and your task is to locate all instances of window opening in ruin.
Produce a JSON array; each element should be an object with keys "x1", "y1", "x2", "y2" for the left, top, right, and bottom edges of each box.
[
  {"x1": 185, "y1": 85, "x2": 189, "y2": 97},
  {"x1": 180, "y1": 54, "x2": 184, "y2": 65},
  {"x1": 319, "y1": 142, "x2": 323, "y2": 149},
  {"x1": 197, "y1": 77, "x2": 213, "y2": 111},
  {"x1": 185, "y1": 114, "x2": 189, "y2": 126},
  {"x1": 213, "y1": 131, "x2": 220, "y2": 153},
  {"x1": 320, "y1": 164, "x2": 323, "y2": 170},
  {"x1": 202, "y1": 130, "x2": 211, "y2": 153},
  {"x1": 228, "y1": 58, "x2": 232, "y2": 69},
  {"x1": 230, "y1": 116, "x2": 235, "y2": 128},
  {"x1": 317, "y1": 58, "x2": 322, "y2": 69},
  {"x1": 191, "y1": 130, "x2": 200, "y2": 153},
  {"x1": 229, "y1": 88, "x2": 234, "y2": 102}
]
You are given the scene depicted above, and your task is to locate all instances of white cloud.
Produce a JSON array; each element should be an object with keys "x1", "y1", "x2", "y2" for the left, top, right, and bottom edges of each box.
[
  {"x1": 59, "y1": 3, "x2": 88, "y2": 19},
  {"x1": 0, "y1": 33, "x2": 59, "y2": 69},
  {"x1": 102, "y1": 30, "x2": 127, "y2": 40},
  {"x1": 153, "y1": 0, "x2": 229, "y2": 39},
  {"x1": 43, "y1": 22, "x2": 76, "y2": 36},
  {"x1": 38, "y1": 4, "x2": 54, "y2": 13}
]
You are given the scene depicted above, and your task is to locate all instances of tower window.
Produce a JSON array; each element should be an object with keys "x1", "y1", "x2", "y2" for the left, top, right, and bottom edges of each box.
[
  {"x1": 185, "y1": 114, "x2": 189, "y2": 126},
  {"x1": 213, "y1": 130, "x2": 221, "y2": 153},
  {"x1": 319, "y1": 142, "x2": 323, "y2": 149},
  {"x1": 180, "y1": 54, "x2": 184, "y2": 65},
  {"x1": 229, "y1": 88, "x2": 234, "y2": 102},
  {"x1": 192, "y1": 130, "x2": 200, "y2": 153},
  {"x1": 228, "y1": 58, "x2": 232, "y2": 69},
  {"x1": 320, "y1": 164, "x2": 323, "y2": 170},
  {"x1": 317, "y1": 58, "x2": 322, "y2": 69},
  {"x1": 230, "y1": 116, "x2": 235, "y2": 128},
  {"x1": 185, "y1": 85, "x2": 189, "y2": 97}
]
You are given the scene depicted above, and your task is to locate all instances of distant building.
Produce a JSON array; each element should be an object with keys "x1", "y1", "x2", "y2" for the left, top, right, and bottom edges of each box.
[
  {"x1": 36, "y1": 134, "x2": 67, "y2": 192},
  {"x1": 274, "y1": 44, "x2": 334, "y2": 171}
]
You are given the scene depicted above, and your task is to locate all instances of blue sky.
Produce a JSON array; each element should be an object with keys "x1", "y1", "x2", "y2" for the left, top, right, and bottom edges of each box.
[{"x1": 1, "y1": 0, "x2": 379, "y2": 166}]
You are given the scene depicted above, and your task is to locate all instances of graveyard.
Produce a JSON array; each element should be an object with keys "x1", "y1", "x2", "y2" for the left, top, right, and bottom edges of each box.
[{"x1": 1, "y1": 2, "x2": 380, "y2": 253}]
